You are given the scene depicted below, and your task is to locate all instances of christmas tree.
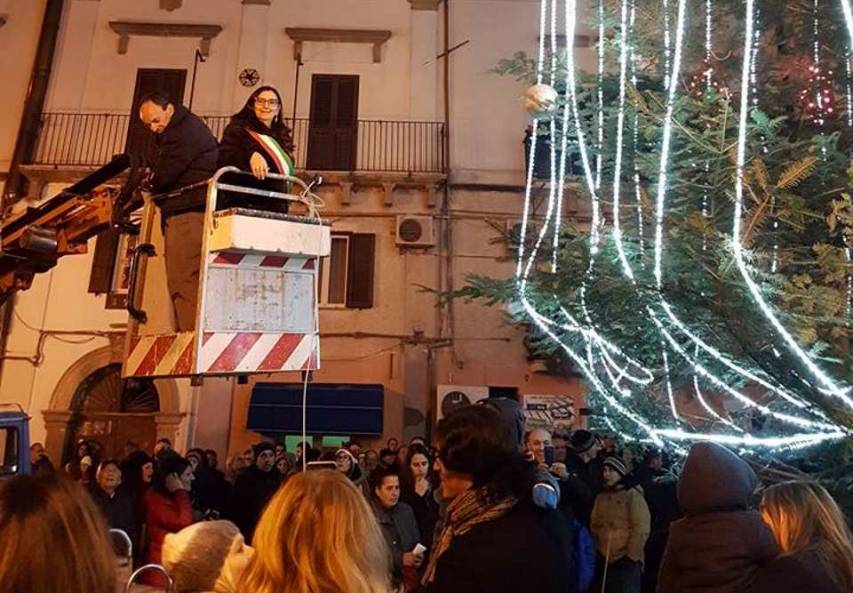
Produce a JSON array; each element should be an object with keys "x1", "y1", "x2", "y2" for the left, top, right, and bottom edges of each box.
[{"x1": 453, "y1": 0, "x2": 852, "y2": 506}]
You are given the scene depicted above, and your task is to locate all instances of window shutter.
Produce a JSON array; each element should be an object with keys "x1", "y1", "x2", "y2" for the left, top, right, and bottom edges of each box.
[
  {"x1": 346, "y1": 233, "x2": 375, "y2": 308},
  {"x1": 88, "y1": 230, "x2": 120, "y2": 294}
]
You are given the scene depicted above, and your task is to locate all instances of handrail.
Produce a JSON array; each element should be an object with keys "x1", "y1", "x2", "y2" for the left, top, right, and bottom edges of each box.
[{"x1": 126, "y1": 242, "x2": 155, "y2": 323}]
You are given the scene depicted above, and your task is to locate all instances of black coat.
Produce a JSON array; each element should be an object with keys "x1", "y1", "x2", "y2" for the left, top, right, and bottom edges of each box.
[
  {"x1": 217, "y1": 118, "x2": 294, "y2": 213},
  {"x1": 372, "y1": 499, "x2": 422, "y2": 587},
  {"x1": 149, "y1": 105, "x2": 219, "y2": 217},
  {"x1": 750, "y1": 549, "x2": 845, "y2": 593},
  {"x1": 657, "y1": 443, "x2": 778, "y2": 593},
  {"x1": 226, "y1": 465, "x2": 281, "y2": 543},
  {"x1": 426, "y1": 500, "x2": 575, "y2": 593},
  {"x1": 401, "y1": 485, "x2": 440, "y2": 550},
  {"x1": 87, "y1": 483, "x2": 138, "y2": 550}
]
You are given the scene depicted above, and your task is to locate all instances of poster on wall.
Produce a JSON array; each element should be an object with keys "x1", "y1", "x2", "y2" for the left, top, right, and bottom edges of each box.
[{"x1": 523, "y1": 394, "x2": 576, "y2": 431}]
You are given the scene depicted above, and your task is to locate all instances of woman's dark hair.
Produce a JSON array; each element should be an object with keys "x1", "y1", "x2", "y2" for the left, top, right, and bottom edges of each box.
[
  {"x1": 399, "y1": 444, "x2": 433, "y2": 494},
  {"x1": 231, "y1": 86, "x2": 294, "y2": 153},
  {"x1": 119, "y1": 450, "x2": 152, "y2": 492},
  {"x1": 436, "y1": 405, "x2": 535, "y2": 502},
  {"x1": 152, "y1": 455, "x2": 191, "y2": 496}
]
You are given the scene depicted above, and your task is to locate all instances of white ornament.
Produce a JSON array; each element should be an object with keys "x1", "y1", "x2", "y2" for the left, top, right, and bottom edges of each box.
[{"x1": 523, "y1": 84, "x2": 558, "y2": 118}]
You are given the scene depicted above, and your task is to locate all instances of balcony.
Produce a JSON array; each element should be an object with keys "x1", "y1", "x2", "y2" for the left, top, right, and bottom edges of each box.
[{"x1": 26, "y1": 112, "x2": 447, "y2": 181}]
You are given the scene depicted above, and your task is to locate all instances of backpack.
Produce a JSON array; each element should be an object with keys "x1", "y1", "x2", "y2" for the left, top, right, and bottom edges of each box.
[{"x1": 573, "y1": 520, "x2": 596, "y2": 593}]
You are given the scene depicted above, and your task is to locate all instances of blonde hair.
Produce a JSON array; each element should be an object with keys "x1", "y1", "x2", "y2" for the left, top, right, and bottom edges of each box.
[
  {"x1": 0, "y1": 474, "x2": 116, "y2": 593},
  {"x1": 238, "y1": 470, "x2": 391, "y2": 593},
  {"x1": 760, "y1": 481, "x2": 853, "y2": 589}
]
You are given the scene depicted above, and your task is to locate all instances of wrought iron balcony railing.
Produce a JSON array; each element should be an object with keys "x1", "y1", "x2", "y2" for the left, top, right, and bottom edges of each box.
[{"x1": 31, "y1": 112, "x2": 447, "y2": 175}]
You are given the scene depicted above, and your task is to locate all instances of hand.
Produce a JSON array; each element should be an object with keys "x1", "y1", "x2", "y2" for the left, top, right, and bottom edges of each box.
[
  {"x1": 250, "y1": 152, "x2": 269, "y2": 180},
  {"x1": 549, "y1": 462, "x2": 569, "y2": 480},
  {"x1": 403, "y1": 552, "x2": 424, "y2": 568},
  {"x1": 165, "y1": 472, "x2": 185, "y2": 492}
]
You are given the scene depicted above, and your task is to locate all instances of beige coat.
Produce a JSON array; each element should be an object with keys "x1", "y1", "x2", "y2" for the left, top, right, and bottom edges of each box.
[{"x1": 590, "y1": 485, "x2": 651, "y2": 564}]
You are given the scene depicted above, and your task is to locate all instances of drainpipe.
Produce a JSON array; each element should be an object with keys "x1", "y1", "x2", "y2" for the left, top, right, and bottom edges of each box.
[
  {"x1": 0, "y1": 0, "x2": 64, "y2": 380},
  {"x1": 4, "y1": 0, "x2": 65, "y2": 205}
]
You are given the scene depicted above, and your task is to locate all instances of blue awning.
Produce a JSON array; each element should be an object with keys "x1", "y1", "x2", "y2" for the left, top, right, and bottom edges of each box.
[{"x1": 247, "y1": 383, "x2": 384, "y2": 435}]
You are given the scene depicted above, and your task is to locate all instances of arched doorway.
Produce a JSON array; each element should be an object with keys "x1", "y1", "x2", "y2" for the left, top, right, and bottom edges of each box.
[{"x1": 62, "y1": 363, "x2": 160, "y2": 463}]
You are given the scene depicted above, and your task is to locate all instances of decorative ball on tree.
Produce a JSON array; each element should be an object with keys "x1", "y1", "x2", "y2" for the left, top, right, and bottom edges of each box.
[{"x1": 523, "y1": 83, "x2": 559, "y2": 118}]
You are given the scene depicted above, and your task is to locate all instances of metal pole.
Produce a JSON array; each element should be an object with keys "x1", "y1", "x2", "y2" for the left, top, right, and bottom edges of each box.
[
  {"x1": 189, "y1": 49, "x2": 206, "y2": 110},
  {"x1": 291, "y1": 53, "x2": 303, "y2": 128}
]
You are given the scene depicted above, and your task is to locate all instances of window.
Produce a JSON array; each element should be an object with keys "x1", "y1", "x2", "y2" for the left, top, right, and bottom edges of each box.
[
  {"x1": 0, "y1": 427, "x2": 19, "y2": 476},
  {"x1": 318, "y1": 232, "x2": 375, "y2": 309},
  {"x1": 320, "y1": 235, "x2": 349, "y2": 306}
]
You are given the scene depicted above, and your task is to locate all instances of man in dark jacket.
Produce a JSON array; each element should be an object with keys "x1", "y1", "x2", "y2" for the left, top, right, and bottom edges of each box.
[
  {"x1": 567, "y1": 430, "x2": 605, "y2": 508},
  {"x1": 138, "y1": 93, "x2": 218, "y2": 331},
  {"x1": 656, "y1": 442, "x2": 778, "y2": 593},
  {"x1": 87, "y1": 459, "x2": 138, "y2": 550},
  {"x1": 370, "y1": 466, "x2": 423, "y2": 590},
  {"x1": 226, "y1": 442, "x2": 281, "y2": 543}
]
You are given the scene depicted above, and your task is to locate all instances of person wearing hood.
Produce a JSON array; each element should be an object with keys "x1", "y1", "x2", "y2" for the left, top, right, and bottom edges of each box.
[
  {"x1": 334, "y1": 448, "x2": 366, "y2": 487},
  {"x1": 656, "y1": 442, "x2": 778, "y2": 593},
  {"x1": 591, "y1": 457, "x2": 651, "y2": 593},
  {"x1": 227, "y1": 442, "x2": 282, "y2": 543}
]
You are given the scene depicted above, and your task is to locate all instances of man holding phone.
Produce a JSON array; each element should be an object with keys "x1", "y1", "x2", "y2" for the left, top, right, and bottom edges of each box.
[{"x1": 526, "y1": 427, "x2": 594, "y2": 525}]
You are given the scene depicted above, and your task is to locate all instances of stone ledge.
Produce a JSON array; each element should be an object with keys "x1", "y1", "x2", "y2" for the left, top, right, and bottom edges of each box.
[
  {"x1": 285, "y1": 27, "x2": 392, "y2": 63},
  {"x1": 108, "y1": 21, "x2": 223, "y2": 57}
]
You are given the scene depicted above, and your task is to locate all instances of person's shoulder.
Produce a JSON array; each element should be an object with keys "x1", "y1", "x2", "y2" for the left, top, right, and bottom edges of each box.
[{"x1": 752, "y1": 552, "x2": 833, "y2": 593}]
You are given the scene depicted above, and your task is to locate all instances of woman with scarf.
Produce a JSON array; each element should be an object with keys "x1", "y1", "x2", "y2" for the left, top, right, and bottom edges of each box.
[
  {"x1": 217, "y1": 86, "x2": 296, "y2": 213},
  {"x1": 423, "y1": 405, "x2": 574, "y2": 593}
]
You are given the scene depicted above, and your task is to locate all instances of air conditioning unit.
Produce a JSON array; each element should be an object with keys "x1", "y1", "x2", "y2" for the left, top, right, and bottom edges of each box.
[
  {"x1": 396, "y1": 215, "x2": 435, "y2": 248},
  {"x1": 436, "y1": 385, "x2": 489, "y2": 420}
]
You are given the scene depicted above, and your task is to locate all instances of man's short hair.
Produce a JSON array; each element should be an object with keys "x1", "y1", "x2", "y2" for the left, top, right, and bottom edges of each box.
[
  {"x1": 370, "y1": 465, "x2": 400, "y2": 491},
  {"x1": 138, "y1": 92, "x2": 172, "y2": 110}
]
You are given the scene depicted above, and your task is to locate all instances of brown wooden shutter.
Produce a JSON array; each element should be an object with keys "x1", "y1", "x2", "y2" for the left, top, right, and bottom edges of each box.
[
  {"x1": 88, "y1": 230, "x2": 120, "y2": 294},
  {"x1": 346, "y1": 233, "x2": 375, "y2": 308}
]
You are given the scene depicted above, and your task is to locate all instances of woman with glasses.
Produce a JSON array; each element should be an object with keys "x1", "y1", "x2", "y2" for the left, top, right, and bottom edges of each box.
[{"x1": 217, "y1": 86, "x2": 296, "y2": 213}]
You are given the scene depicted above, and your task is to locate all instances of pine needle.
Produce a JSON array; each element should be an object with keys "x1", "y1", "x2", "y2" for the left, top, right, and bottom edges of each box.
[
  {"x1": 752, "y1": 159, "x2": 769, "y2": 191},
  {"x1": 777, "y1": 156, "x2": 818, "y2": 190}
]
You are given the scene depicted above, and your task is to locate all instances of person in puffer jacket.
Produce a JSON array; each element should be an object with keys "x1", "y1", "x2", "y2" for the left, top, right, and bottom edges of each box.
[
  {"x1": 656, "y1": 442, "x2": 779, "y2": 593},
  {"x1": 591, "y1": 457, "x2": 651, "y2": 593}
]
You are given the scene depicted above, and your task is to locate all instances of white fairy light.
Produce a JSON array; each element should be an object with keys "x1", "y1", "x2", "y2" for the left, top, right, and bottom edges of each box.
[
  {"x1": 662, "y1": 0, "x2": 671, "y2": 87},
  {"x1": 733, "y1": 0, "x2": 853, "y2": 409},
  {"x1": 630, "y1": 0, "x2": 645, "y2": 260},
  {"x1": 662, "y1": 345, "x2": 679, "y2": 420},
  {"x1": 515, "y1": 0, "x2": 550, "y2": 279},
  {"x1": 842, "y1": 0, "x2": 853, "y2": 49},
  {"x1": 596, "y1": 0, "x2": 605, "y2": 191},
  {"x1": 653, "y1": 428, "x2": 848, "y2": 449},
  {"x1": 693, "y1": 374, "x2": 745, "y2": 433},
  {"x1": 612, "y1": 0, "x2": 635, "y2": 281}
]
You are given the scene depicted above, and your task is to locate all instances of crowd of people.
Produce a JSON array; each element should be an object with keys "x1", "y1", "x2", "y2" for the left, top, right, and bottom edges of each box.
[{"x1": 4, "y1": 403, "x2": 853, "y2": 593}]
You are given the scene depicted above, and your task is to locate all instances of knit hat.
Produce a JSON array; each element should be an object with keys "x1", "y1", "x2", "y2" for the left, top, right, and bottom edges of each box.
[
  {"x1": 252, "y1": 442, "x2": 275, "y2": 457},
  {"x1": 162, "y1": 520, "x2": 242, "y2": 593},
  {"x1": 570, "y1": 430, "x2": 597, "y2": 455},
  {"x1": 335, "y1": 448, "x2": 357, "y2": 464},
  {"x1": 603, "y1": 456, "x2": 628, "y2": 478}
]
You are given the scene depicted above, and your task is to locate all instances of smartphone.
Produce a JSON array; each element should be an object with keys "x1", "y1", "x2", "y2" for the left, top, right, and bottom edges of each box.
[
  {"x1": 305, "y1": 461, "x2": 337, "y2": 471},
  {"x1": 543, "y1": 445, "x2": 554, "y2": 466}
]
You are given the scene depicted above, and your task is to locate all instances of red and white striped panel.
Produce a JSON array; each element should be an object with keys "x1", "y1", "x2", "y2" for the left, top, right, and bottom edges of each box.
[
  {"x1": 125, "y1": 332, "x2": 196, "y2": 377},
  {"x1": 199, "y1": 331, "x2": 319, "y2": 373},
  {"x1": 209, "y1": 251, "x2": 316, "y2": 271}
]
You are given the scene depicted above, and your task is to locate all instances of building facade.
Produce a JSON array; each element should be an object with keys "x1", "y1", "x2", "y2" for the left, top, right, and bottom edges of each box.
[{"x1": 0, "y1": 0, "x2": 595, "y2": 464}]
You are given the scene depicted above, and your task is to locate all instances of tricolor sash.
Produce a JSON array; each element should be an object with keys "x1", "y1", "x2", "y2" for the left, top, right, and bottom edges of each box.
[{"x1": 248, "y1": 130, "x2": 296, "y2": 182}]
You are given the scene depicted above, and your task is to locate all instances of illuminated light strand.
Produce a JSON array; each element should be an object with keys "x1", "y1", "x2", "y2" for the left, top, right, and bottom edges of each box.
[
  {"x1": 705, "y1": 0, "x2": 712, "y2": 87},
  {"x1": 514, "y1": 0, "x2": 850, "y2": 450},
  {"x1": 771, "y1": 195, "x2": 779, "y2": 273},
  {"x1": 662, "y1": 0, "x2": 671, "y2": 87},
  {"x1": 733, "y1": 0, "x2": 853, "y2": 408},
  {"x1": 515, "y1": 0, "x2": 550, "y2": 279},
  {"x1": 612, "y1": 0, "x2": 635, "y2": 281},
  {"x1": 693, "y1": 374, "x2": 745, "y2": 433},
  {"x1": 847, "y1": 56, "x2": 853, "y2": 128},
  {"x1": 653, "y1": 0, "x2": 689, "y2": 289},
  {"x1": 596, "y1": 0, "x2": 605, "y2": 191},
  {"x1": 662, "y1": 346, "x2": 679, "y2": 420},
  {"x1": 648, "y1": 0, "x2": 832, "y2": 418},
  {"x1": 654, "y1": 428, "x2": 848, "y2": 449},
  {"x1": 651, "y1": 311, "x2": 841, "y2": 431},
  {"x1": 629, "y1": 0, "x2": 645, "y2": 260},
  {"x1": 842, "y1": 0, "x2": 853, "y2": 49}
]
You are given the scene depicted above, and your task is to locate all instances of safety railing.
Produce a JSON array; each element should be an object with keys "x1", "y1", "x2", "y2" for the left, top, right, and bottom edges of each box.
[{"x1": 30, "y1": 112, "x2": 447, "y2": 174}]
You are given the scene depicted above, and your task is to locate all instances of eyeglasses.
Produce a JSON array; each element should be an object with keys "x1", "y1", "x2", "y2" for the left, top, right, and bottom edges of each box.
[{"x1": 255, "y1": 98, "x2": 280, "y2": 107}]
